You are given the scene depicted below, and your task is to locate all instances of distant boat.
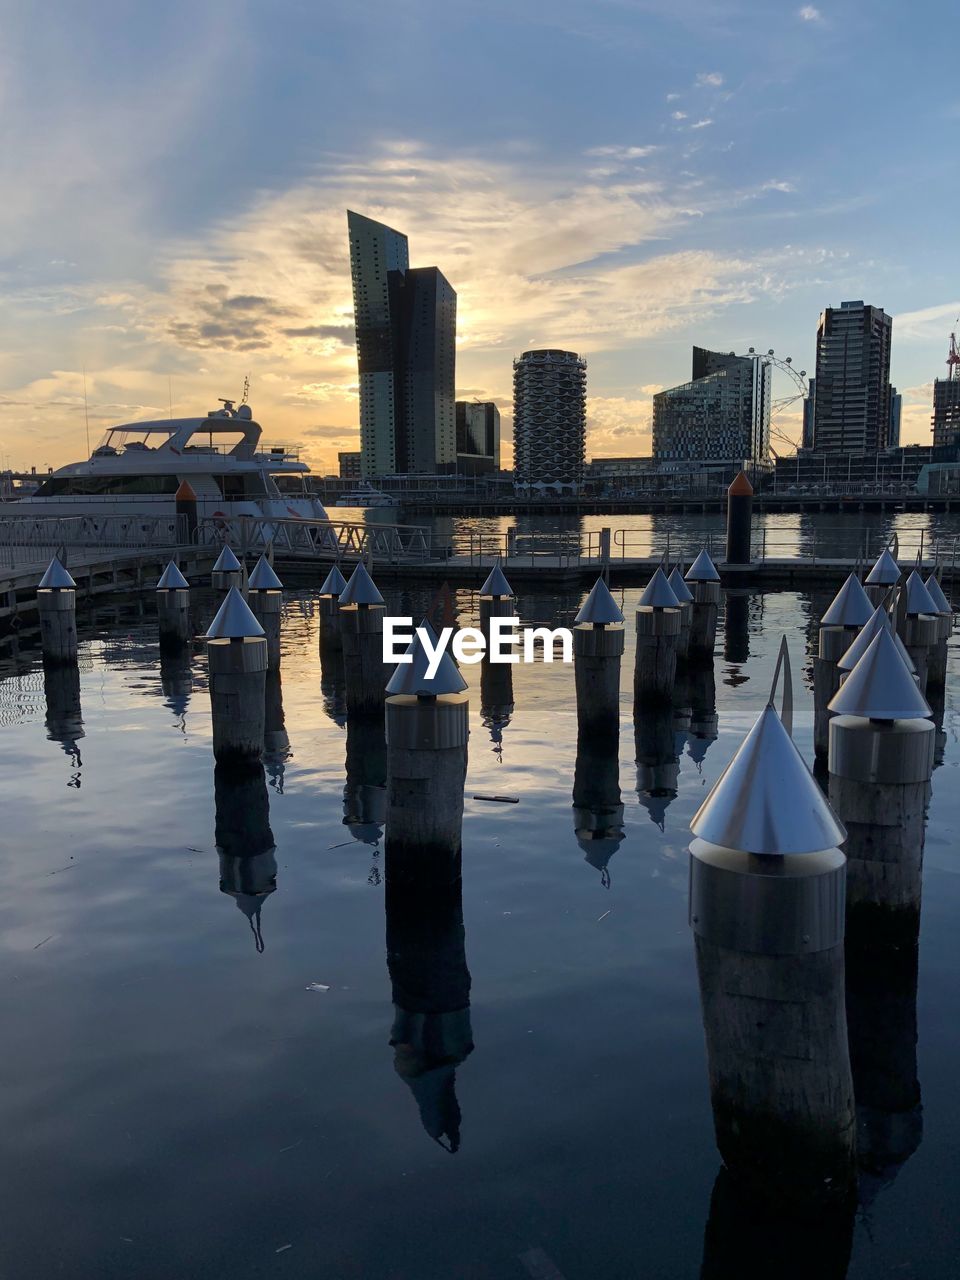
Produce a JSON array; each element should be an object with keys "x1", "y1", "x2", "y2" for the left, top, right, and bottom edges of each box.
[{"x1": 335, "y1": 483, "x2": 395, "y2": 509}]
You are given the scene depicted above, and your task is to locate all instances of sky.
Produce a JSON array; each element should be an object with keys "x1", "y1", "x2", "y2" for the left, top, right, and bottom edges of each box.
[{"x1": 0, "y1": 0, "x2": 957, "y2": 473}]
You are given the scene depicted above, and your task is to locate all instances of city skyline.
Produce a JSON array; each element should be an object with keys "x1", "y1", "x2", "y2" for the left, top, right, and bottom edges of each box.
[{"x1": 0, "y1": 1, "x2": 957, "y2": 472}]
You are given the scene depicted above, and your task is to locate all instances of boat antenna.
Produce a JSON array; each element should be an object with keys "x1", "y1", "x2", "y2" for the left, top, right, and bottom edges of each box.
[
  {"x1": 81, "y1": 365, "x2": 91, "y2": 456},
  {"x1": 241, "y1": 374, "x2": 250, "y2": 406}
]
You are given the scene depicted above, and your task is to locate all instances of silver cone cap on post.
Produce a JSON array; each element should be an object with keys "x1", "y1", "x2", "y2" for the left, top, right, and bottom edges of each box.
[
  {"x1": 685, "y1": 549, "x2": 720, "y2": 583},
  {"x1": 385, "y1": 619, "x2": 468, "y2": 696},
  {"x1": 339, "y1": 561, "x2": 384, "y2": 606},
  {"x1": 864, "y1": 547, "x2": 900, "y2": 585},
  {"x1": 821, "y1": 573, "x2": 873, "y2": 627},
  {"x1": 691, "y1": 703, "x2": 846, "y2": 854},
  {"x1": 156, "y1": 561, "x2": 189, "y2": 590},
  {"x1": 212, "y1": 545, "x2": 242, "y2": 573},
  {"x1": 902, "y1": 570, "x2": 937, "y2": 616},
  {"x1": 838, "y1": 605, "x2": 915, "y2": 674},
  {"x1": 829, "y1": 628, "x2": 932, "y2": 720},
  {"x1": 479, "y1": 560, "x2": 514, "y2": 598},
  {"x1": 667, "y1": 567, "x2": 694, "y2": 603},
  {"x1": 639, "y1": 567, "x2": 681, "y2": 609},
  {"x1": 924, "y1": 573, "x2": 951, "y2": 615},
  {"x1": 319, "y1": 564, "x2": 348, "y2": 596},
  {"x1": 248, "y1": 555, "x2": 283, "y2": 590},
  {"x1": 39, "y1": 557, "x2": 76, "y2": 589},
  {"x1": 206, "y1": 587, "x2": 266, "y2": 639},
  {"x1": 575, "y1": 577, "x2": 624, "y2": 625}
]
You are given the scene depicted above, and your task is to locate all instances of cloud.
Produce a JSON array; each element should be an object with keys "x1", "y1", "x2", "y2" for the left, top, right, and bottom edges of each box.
[
  {"x1": 690, "y1": 119, "x2": 714, "y2": 129},
  {"x1": 797, "y1": 5, "x2": 823, "y2": 21},
  {"x1": 672, "y1": 111, "x2": 688, "y2": 121},
  {"x1": 696, "y1": 72, "x2": 724, "y2": 87},
  {"x1": 762, "y1": 180, "x2": 796, "y2": 193},
  {"x1": 895, "y1": 302, "x2": 960, "y2": 341},
  {"x1": 584, "y1": 144, "x2": 657, "y2": 159}
]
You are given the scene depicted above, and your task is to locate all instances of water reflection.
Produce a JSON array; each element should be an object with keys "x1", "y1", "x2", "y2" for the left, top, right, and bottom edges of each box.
[
  {"x1": 634, "y1": 706, "x2": 679, "y2": 829},
  {"x1": 214, "y1": 763, "x2": 277, "y2": 953},
  {"x1": 43, "y1": 661, "x2": 83, "y2": 787},
  {"x1": 479, "y1": 658, "x2": 514, "y2": 762},
  {"x1": 572, "y1": 731, "x2": 624, "y2": 887},
  {"x1": 319, "y1": 647, "x2": 347, "y2": 726},
  {"x1": 385, "y1": 877, "x2": 473, "y2": 1153},
  {"x1": 263, "y1": 671, "x2": 291, "y2": 793},
  {"x1": 343, "y1": 714, "x2": 386, "y2": 845},
  {"x1": 683, "y1": 663, "x2": 718, "y2": 771},
  {"x1": 159, "y1": 649, "x2": 193, "y2": 734},
  {"x1": 722, "y1": 591, "x2": 750, "y2": 665}
]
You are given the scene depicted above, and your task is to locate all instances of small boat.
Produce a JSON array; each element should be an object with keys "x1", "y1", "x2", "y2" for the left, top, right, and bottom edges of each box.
[{"x1": 335, "y1": 483, "x2": 395, "y2": 508}]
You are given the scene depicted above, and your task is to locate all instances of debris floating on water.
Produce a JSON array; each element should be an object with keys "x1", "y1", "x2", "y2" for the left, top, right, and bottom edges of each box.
[
  {"x1": 305, "y1": 983, "x2": 330, "y2": 993},
  {"x1": 472, "y1": 793, "x2": 519, "y2": 804}
]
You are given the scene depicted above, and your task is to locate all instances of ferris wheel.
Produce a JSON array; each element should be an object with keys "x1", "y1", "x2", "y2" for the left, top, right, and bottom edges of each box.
[{"x1": 740, "y1": 348, "x2": 809, "y2": 453}]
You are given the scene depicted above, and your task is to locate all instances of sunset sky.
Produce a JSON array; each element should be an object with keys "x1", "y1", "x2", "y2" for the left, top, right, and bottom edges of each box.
[{"x1": 0, "y1": 0, "x2": 956, "y2": 473}]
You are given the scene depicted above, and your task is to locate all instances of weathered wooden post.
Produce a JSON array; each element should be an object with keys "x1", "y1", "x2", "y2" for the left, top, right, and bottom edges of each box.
[
  {"x1": 634, "y1": 567, "x2": 681, "y2": 706},
  {"x1": 863, "y1": 546, "x2": 900, "y2": 607},
  {"x1": 318, "y1": 563, "x2": 347, "y2": 660},
  {"x1": 634, "y1": 706, "x2": 680, "y2": 829},
  {"x1": 385, "y1": 875, "x2": 473, "y2": 1151},
  {"x1": 573, "y1": 577, "x2": 624, "y2": 737},
  {"x1": 339, "y1": 562, "x2": 387, "y2": 718},
  {"x1": 385, "y1": 622, "x2": 469, "y2": 886},
  {"x1": 828, "y1": 626, "x2": 934, "y2": 947},
  {"x1": 478, "y1": 559, "x2": 515, "y2": 646},
  {"x1": 343, "y1": 713, "x2": 387, "y2": 845},
  {"x1": 211, "y1": 544, "x2": 243, "y2": 592},
  {"x1": 724, "y1": 471, "x2": 754, "y2": 565},
  {"x1": 923, "y1": 571, "x2": 952, "y2": 690},
  {"x1": 813, "y1": 573, "x2": 874, "y2": 759},
  {"x1": 667, "y1": 565, "x2": 694, "y2": 661},
  {"x1": 205, "y1": 587, "x2": 268, "y2": 765},
  {"x1": 155, "y1": 560, "x2": 191, "y2": 653},
  {"x1": 690, "y1": 640, "x2": 856, "y2": 1212},
  {"x1": 37, "y1": 557, "x2": 78, "y2": 665},
  {"x1": 214, "y1": 762, "x2": 276, "y2": 953},
  {"x1": 685, "y1": 548, "x2": 721, "y2": 659},
  {"x1": 573, "y1": 732, "x2": 624, "y2": 885},
  {"x1": 246, "y1": 554, "x2": 283, "y2": 671},
  {"x1": 895, "y1": 571, "x2": 939, "y2": 694}
]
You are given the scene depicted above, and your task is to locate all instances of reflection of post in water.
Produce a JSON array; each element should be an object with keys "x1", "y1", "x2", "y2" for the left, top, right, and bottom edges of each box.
[
  {"x1": 479, "y1": 657, "x2": 513, "y2": 762},
  {"x1": 343, "y1": 712, "x2": 387, "y2": 846},
  {"x1": 159, "y1": 648, "x2": 192, "y2": 733},
  {"x1": 214, "y1": 763, "x2": 277, "y2": 953},
  {"x1": 319, "y1": 643, "x2": 347, "y2": 726},
  {"x1": 722, "y1": 590, "x2": 749, "y2": 664},
  {"x1": 263, "y1": 670, "x2": 291, "y2": 793},
  {"x1": 572, "y1": 731, "x2": 624, "y2": 886},
  {"x1": 44, "y1": 660, "x2": 84, "y2": 788},
  {"x1": 634, "y1": 706, "x2": 679, "y2": 830},
  {"x1": 686, "y1": 661, "x2": 718, "y2": 771},
  {"x1": 385, "y1": 876, "x2": 473, "y2": 1153}
]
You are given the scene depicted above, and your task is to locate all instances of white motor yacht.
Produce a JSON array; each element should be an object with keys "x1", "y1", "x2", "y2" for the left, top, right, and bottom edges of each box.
[
  {"x1": 0, "y1": 400, "x2": 328, "y2": 523},
  {"x1": 334, "y1": 482, "x2": 395, "y2": 508}
]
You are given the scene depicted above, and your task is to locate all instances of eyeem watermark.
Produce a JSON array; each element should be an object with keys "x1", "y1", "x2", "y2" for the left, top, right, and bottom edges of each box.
[{"x1": 384, "y1": 617, "x2": 573, "y2": 679}]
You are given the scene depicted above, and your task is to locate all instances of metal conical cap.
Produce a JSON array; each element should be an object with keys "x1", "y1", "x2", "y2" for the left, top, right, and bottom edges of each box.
[
  {"x1": 691, "y1": 703, "x2": 845, "y2": 854},
  {"x1": 156, "y1": 561, "x2": 189, "y2": 590},
  {"x1": 319, "y1": 564, "x2": 348, "y2": 596},
  {"x1": 685, "y1": 548, "x2": 720, "y2": 583},
  {"x1": 903, "y1": 570, "x2": 937, "y2": 616},
  {"x1": 576, "y1": 578, "x2": 624, "y2": 625},
  {"x1": 39, "y1": 556, "x2": 76, "y2": 589},
  {"x1": 479, "y1": 560, "x2": 514, "y2": 598},
  {"x1": 339, "y1": 562, "x2": 384, "y2": 606},
  {"x1": 212, "y1": 545, "x2": 242, "y2": 573},
  {"x1": 925, "y1": 573, "x2": 951, "y2": 615},
  {"x1": 838, "y1": 606, "x2": 915, "y2": 674},
  {"x1": 865, "y1": 548, "x2": 901, "y2": 585},
  {"x1": 667, "y1": 567, "x2": 694, "y2": 603},
  {"x1": 206, "y1": 587, "x2": 266, "y2": 639},
  {"x1": 821, "y1": 573, "x2": 873, "y2": 627},
  {"x1": 639, "y1": 567, "x2": 680, "y2": 609},
  {"x1": 385, "y1": 619, "x2": 468, "y2": 696},
  {"x1": 248, "y1": 555, "x2": 283, "y2": 590},
  {"x1": 829, "y1": 627, "x2": 931, "y2": 720}
]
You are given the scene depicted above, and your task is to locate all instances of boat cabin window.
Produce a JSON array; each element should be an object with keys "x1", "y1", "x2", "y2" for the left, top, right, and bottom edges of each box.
[
  {"x1": 33, "y1": 475, "x2": 181, "y2": 496},
  {"x1": 218, "y1": 473, "x2": 270, "y2": 498}
]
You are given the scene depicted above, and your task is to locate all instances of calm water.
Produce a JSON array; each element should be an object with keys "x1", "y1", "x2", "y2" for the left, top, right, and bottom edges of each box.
[{"x1": 1, "y1": 571, "x2": 958, "y2": 1277}]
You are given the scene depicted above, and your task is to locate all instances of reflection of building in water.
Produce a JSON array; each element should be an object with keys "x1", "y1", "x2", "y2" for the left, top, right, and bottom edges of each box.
[
  {"x1": 479, "y1": 658, "x2": 514, "y2": 762},
  {"x1": 0, "y1": 666, "x2": 45, "y2": 728},
  {"x1": 263, "y1": 671, "x2": 291, "y2": 793},
  {"x1": 722, "y1": 590, "x2": 749, "y2": 664},
  {"x1": 634, "y1": 707, "x2": 679, "y2": 829},
  {"x1": 159, "y1": 650, "x2": 193, "y2": 732},
  {"x1": 214, "y1": 764, "x2": 277, "y2": 953},
  {"x1": 572, "y1": 732, "x2": 624, "y2": 886},
  {"x1": 44, "y1": 662, "x2": 84, "y2": 788},
  {"x1": 386, "y1": 878, "x2": 473, "y2": 1152},
  {"x1": 343, "y1": 714, "x2": 387, "y2": 844}
]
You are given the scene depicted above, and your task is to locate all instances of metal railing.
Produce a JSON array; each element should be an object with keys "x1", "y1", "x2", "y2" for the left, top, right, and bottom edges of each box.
[
  {"x1": 196, "y1": 515, "x2": 434, "y2": 565},
  {"x1": 0, "y1": 514, "x2": 187, "y2": 571}
]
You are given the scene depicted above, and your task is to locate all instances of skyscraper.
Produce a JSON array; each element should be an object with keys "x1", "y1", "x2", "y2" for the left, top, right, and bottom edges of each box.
[
  {"x1": 652, "y1": 348, "x2": 771, "y2": 465},
  {"x1": 347, "y1": 211, "x2": 457, "y2": 476},
  {"x1": 455, "y1": 401, "x2": 501, "y2": 474},
  {"x1": 812, "y1": 301, "x2": 893, "y2": 453},
  {"x1": 932, "y1": 379, "x2": 960, "y2": 447},
  {"x1": 889, "y1": 386, "x2": 902, "y2": 449},
  {"x1": 512, "y1": 350, "x2": 586, "y2": 494}
]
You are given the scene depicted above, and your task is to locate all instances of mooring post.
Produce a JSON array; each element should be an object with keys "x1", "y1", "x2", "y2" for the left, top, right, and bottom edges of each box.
[
  {"x1": 37, "y1": 556, "x2": 78, "y2": 665},
  {"x1": 339, "y1": 562, "x2": 387, "y2": 718},
  {"x1": 572, "y1": 731, "x2": 624, "y2": 886},
  {"x1": 205, "y1": 587, "x2": 268, "y2": 765},
  {"x1": 667, "y1": 565, "x2": 694, "y2": 661},
  {"x1": 863, "y1": 546, "x2": 900, "y2": 607},
  {"x1": 923, "y1": 571, "x2": 952, "y2": 690},
  {"x1": 895, "y1": 571, "x2": 940, "y2": 695},
  {"x1": 211, "y1": 544, "x2": 243, "y2": 593},
  {"x1": 634, "y1": 567, "x2": 681, "y2": 706},
  {"x1": 478, "y1": 559, "x2": 515, "y2": 646},
  {"x1": 175, "y1": 480, "x2": 199, "y2": 545},
  {"x1": 685, "y1": 548, "x2": 721, "y2": 659},
  {"x1": 690, "y1": 639, "x2": 856, "y2": 1213},
  {"x1": 318, "y1": 563, "x2": 347, "y2": 660},
  {"x1": 247, "y1": 554, "x2": 283, "y2": 671},
  {"x1": 574, "y1": 577, "x2": 624, "y2": 737},
  {"x1": 813, "y1": 573, "x2": 874, "y2": 759},
  {"x1": 384, "y1": 621, "x2": 469, "y2": 886},
  {"x1": 724, "y1": 471, "x2": 754, "y2": 566},
  {"x1": 214, "y1": 762, "x2": 277, "y2": 952},
  {"x1": 828, "y1": 626, "x2": 934, "y2": 948},
  {"x1": 155, "y1": 560, "x2": 191, "y2": 653}
]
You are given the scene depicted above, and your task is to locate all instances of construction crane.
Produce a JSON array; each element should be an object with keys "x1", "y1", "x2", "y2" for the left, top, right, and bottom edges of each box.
[{"x1": 947, "y1": 327, "x2": 959, "y2": 381}]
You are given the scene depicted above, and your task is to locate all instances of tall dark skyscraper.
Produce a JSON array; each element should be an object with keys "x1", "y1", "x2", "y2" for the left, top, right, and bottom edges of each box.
[
  {"x1": 347, "y1": 210, "x2": 457, "y2": 476},
  {"x1": 812, "y1": 301, "x2": 893, "y2": 454},
  {"x1": 652, "y1": 347, "x2": 770, "y2": 465}
]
